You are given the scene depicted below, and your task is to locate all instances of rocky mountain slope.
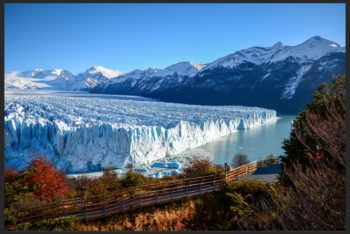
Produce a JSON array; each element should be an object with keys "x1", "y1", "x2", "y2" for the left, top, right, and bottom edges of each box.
[
  {"x1": 6, "y1": 36, "x2": 345, "y2": 113},
  {"x1": 93, "y1": 36, "x2": 345, "y2": 113}
]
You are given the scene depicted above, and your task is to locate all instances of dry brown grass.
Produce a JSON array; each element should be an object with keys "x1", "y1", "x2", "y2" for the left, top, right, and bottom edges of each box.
[{"x1": 74, "y1": 199, "x2": 200, "y2": 231}]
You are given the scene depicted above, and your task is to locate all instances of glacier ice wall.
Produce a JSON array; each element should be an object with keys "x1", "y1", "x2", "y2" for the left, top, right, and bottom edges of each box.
[{"x1": 5, "y1": 93, "x2": 277, "y2": 173}]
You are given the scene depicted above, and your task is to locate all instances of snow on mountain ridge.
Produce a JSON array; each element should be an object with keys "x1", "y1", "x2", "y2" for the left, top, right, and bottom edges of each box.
[
  {"x1": 190, "y1": 62, "x2": 206, "y2": 71},
  {"x1": 63, "y1": 66, "x2": 124, "y2": 90},
  {"x1": 5, "y1": 36, "x2": 344, "y2": 92},
  {"x1": 105, "y1": 68, "x2": 162, "y2": 88},
  {"x1": 5, "y1": 72, "x2": 51, "y2": 90},
  {"x1": 144, "y1": 67, "x2": 162, "y2": 77},
  {"x1": 151, "y1": 62, "x2": 205, "y2": 78},
  {"x1": 204, "y1": 36, "x2": 344, "y2": 70},
  {"x1": 204, "y1": 43, "x2": 287, "y2": 70},
  {"x1": 270, "y1": 36, "x2": 344, "y2": 62},
  {"x1": 5, "y1": 66, "x2": 122, "y2": 91},
  {"x1": 17, "y1": 69, "x2": 72, "y2": 79},
  {"x1": 5, "y1": 69, "x2": 74, "y2": 90},
  {"x1": 110, "y1": 62, "x2": 205, "y2": 83},
  {"x1": 86, "y1": 66, "x2": 123, "y2": 79}
]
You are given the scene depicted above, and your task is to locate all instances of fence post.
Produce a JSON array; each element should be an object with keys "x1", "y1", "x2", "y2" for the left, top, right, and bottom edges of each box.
[
  {"x1": 61, "y1": 198, "x2": 66, "y2": 216},
  {"x1": 84, "y1": 206, "x2": 87, "y2": 222},
  {"x1": 83, "y1": 196, "x2": 87, "y2": 222},
  {"x1": 120, "y1": 194, "x2": 124, "y2": 211},
  {"x1": 139, "y1": 194, "x2": 142, "y2": 208},
  {"x1": 103, "y1": 203, "x2": 106, "y2": 220}
]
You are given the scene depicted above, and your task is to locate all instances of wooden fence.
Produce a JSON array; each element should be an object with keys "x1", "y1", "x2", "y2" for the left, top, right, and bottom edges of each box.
[{"x1": 9, "y1": 157, "x2": 281, "y2": 227}]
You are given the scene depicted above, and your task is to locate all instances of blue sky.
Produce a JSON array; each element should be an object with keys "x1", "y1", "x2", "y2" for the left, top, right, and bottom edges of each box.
[{"x1": 5, "y1": 3, "x2": 345, "y2": 74}]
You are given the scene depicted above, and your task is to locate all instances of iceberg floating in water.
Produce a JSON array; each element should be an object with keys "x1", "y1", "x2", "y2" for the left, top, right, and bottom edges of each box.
[
  {"x1": 151, "y1": 161, "x2": 182, "y2": 169},
  {"x1": 4, "y1": 93, "x2": 277, "y2": 173},
  {"x1": 151, "y1": 169, "x2": 181, "y2": 178},
  {"x1": 135, "y1": 166, "x2": 149, "y2": 173}
]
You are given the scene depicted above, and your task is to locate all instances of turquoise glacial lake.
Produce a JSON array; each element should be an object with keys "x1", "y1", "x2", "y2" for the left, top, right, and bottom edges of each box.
[{"x1": 177, "y1": 115, "x2": 296, "y2": 165}]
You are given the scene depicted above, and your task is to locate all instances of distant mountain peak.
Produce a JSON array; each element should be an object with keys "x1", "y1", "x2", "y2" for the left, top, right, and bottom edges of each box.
[
  {"x1": 272, "y1": 42, "x2": 283, "y2": 48},
  {"x1": 309, "y1": 35, "x2": 322, "y2": 40},
  {"x1": 301, "y1": 35, "x2": 340, "y2": 47},
  {"x1": 188, "y1": 61, "x2": 206, "y2": 71},
  {"x1": 269, "y1": 36, "x2": 343, "y2": 62},
  {"x1": 51, "y1": 69, "x2": 64, "y2": 76},
  {"x1": 145, "y1": 67, "x2": 161, "y2": 74},
  {"x1": 153, "y1": 61, "x2": 205, "y2": 78},
  {"x1": 15, "y1": 68, "x2": 72, "y2": 79},
  {"x1": 86, "y1": 66, "x2": 123, "y2": 79}
]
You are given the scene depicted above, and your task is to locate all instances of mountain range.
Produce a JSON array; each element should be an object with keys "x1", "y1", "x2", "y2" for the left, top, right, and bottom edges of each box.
[{"x1": 5, "y1": 36, "x2": 345, "y2": 113}]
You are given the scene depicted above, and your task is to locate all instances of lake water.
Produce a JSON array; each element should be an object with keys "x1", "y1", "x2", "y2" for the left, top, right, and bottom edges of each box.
[
  {"x1": 175, "y1": 115, "x2": 296, "y2": 165},
  {"x1": 68, "y1": 114, "x2": 294, "y2": 178}
]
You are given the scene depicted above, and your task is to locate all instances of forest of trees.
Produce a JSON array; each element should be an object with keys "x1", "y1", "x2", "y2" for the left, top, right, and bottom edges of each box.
[{"x1": 4, "y1": 75, "x2": 346, "y2": 231}]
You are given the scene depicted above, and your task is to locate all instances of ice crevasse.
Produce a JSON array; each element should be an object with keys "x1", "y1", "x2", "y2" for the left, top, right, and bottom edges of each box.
[{"x1": 5, "y1": 94, "x2": 277, "y2": 173}]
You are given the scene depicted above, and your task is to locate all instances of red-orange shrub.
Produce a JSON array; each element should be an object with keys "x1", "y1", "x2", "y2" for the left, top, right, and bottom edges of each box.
[{"x1": 25, "y1": 153, "x2": 68, "y2": 201}]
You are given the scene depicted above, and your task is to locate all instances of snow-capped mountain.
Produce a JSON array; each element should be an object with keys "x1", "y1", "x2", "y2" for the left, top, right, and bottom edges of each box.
[
  {"x1": 5, "y1": 66, "x2": 122, "y2": 91},
  {"x1": 94, "y1": 36, "x2": 344, "y2": 113},
  {"x1": 6, "y1": 36, "x2": 345, "y2": 113},
  {"x1": 203, "y1": 42, "x2": 286, "y2": 70},
  {"x1": 153, "y1": 61, "x2": 205, "y2": 77},
  {"x1": 270, "y1": 36, "x2": 343, "y2": 62},
  {"x1": 109, "y1": 67, "x2": 161, "y2": 85},
  {"x1": 18, "y1": 68, "x2": 72, "y2": 79},
  {"x1": 96, "y1": 68, "x2": 162, "y2": 93},
  {"x1": 203, "y1": 36, "x2": 343, "y2": 71},
  {"x1": 94, "y1": 62, "x2": 205, "y2": 95},
  {"x1": 132, "y1": 62, "x2": 205, "y2": 94},
  {"x1": 67, "y1": 66, "x2": 123, "y2": 90},
  {"x1": 5, "y1": 69, "x2": 74, "y2": 90},
  {"x1": 85, "y1": 66, "x2": 123, "y2": 79}
]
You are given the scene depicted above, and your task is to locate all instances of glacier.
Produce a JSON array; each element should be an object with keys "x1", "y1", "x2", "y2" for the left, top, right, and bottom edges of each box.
[{"x1": 5, "y1": 92, "x2": 277, "y2": 173}]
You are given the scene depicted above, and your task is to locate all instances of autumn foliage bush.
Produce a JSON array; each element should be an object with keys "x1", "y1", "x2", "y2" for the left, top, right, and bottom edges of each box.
[
  {"x1": 4, "y1": 153, "x2": 69, "y2": 227},
  {"x1": 24, "y1": 153, "x2": 68, "y2": 201},
  {"x1": 5, "y1": 153, "x2": 68, "y2": 207},
  {"x1": 182, "y1": 156, "x2": 224, "y2": 177}
]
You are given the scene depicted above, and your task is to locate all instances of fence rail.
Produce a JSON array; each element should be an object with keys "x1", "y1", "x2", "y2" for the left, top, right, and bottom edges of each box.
[{"x1": 8, "y1": 157, "x2": 281, "y2": 227}]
